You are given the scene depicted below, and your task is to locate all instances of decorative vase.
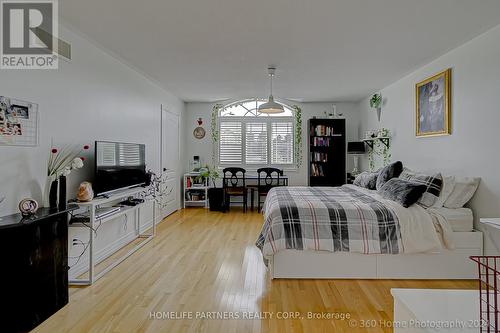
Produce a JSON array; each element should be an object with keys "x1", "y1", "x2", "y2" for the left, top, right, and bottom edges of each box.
[
  {"x1": 208, "y1": 188, "x2": 224, "y2": 212},
  {"x1": 49, "y1": 179, "x2": 58, "y2": 209},
  {"x1": 58, "y1": 175, "x2": 67, "y2": 210}
]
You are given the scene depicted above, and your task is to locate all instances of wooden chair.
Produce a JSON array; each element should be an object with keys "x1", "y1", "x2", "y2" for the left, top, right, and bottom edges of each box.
[
  {"x1": 257, "y1": 167, "x2": 282, "y2": 211},
  {"x1": 222, "y1": 167, "x2": 247, "y2": 212}
]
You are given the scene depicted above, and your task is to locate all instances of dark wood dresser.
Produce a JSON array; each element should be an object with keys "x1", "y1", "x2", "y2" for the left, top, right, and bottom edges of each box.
[{"x1": 0, "y1": 205, "x2": 77, "y2": 333}]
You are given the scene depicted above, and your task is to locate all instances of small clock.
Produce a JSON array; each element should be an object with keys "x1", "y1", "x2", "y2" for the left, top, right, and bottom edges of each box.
[{"x1": 193, "y1": 126, "x2": 206, "y2": 139}]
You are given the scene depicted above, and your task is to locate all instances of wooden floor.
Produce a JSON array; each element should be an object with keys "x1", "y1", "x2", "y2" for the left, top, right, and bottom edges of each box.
[{"x1": 34, "y1": 208, "x2": 476, "y2": 333}]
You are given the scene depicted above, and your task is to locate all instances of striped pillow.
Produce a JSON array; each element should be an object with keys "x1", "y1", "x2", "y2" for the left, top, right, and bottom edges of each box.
[{"x1": 399, "y1": 168, "x2": 443, "y2": 208}]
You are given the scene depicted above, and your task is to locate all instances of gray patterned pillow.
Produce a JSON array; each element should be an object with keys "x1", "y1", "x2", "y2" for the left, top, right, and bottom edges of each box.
[
  {"x1": 378, "y1": 178, "x2": 427, "y2": 208},
  {"x1": 353, "y1": 172, "x2": 378, "y2": 190},
  {"x1": 399, "y1": 168, "x2": 443, "y2": 208},
  {"x1": 376, "y1": 161, "x2": 403, "y2": 190}
]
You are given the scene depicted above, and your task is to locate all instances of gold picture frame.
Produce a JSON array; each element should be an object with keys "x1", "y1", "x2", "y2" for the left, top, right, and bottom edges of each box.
[{"x1": 415, "y1": 68, "x2": 451, "y2": 137}]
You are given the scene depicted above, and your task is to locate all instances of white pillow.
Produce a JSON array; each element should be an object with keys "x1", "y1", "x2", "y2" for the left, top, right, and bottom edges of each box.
[
  {"x1": 399, "y1": 168, "x2": 443, "y2": 208},
  {"x1": 443, "y1": 177, "x2": 480, "y2": 208},
  {"x1": 432, "y1": 175, "x2": 456, "y2": 208}
]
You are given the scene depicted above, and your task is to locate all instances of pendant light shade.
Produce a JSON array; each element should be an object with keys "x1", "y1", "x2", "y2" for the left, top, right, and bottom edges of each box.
[{"x1": 259, "y1": 67, "x2": 284, "y2": 114}]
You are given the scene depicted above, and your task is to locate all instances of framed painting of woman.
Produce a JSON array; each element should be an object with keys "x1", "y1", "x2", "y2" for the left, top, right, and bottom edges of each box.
[{"x1": 415, "y1": 69, "x2": 451, "y2": 137}]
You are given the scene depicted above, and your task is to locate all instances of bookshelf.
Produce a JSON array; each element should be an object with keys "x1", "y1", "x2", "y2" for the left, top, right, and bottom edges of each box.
[
  {"x1": 308, "y1": 118, "x2": 346, "y2": 186},
  {"x1": 183, "y1": 173, "x2": 209, "y2": 208}
]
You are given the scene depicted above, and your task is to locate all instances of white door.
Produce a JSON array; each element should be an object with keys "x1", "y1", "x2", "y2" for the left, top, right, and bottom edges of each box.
[{"x1": 160, "y1": 105, "x2": 180, "y2": 218}]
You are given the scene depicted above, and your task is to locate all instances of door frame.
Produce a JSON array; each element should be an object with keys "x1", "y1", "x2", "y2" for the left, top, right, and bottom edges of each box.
[
  {"x1": 160, "y1": 104, "x2": 180, "y2": 174},
  {"x1": 160, "y1": 104, "x2": 181, "y2": 215}
]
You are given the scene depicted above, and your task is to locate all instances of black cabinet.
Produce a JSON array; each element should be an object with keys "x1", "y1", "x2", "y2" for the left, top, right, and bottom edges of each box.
[
  {"x1": 0, "y1": 206, "x2": 76, "y2": 333},
  {"x1": 308, "y1": 118, "x2": 346, "y2": 186}
]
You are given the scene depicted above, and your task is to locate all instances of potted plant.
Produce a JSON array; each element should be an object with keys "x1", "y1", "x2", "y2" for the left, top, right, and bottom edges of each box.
[
  {"x1": 199, "y1": 165, "x2": 224, "y2": 211},
  {"x1": 370, "y1": 93, "x2": 382, "y2": 121}
]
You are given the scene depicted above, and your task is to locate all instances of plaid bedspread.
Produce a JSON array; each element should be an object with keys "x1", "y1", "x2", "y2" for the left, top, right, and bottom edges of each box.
[{"x1": 256, "y1": 186, "x2": 402, "y2": 257}]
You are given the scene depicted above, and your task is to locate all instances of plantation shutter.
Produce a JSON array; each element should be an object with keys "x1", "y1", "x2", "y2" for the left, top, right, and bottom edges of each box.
[
  {"x1": 245, "y1": 122, "x2": 268, "y2": 164},
  {"x1": 98, "y1": 142, "x2": 117, "y2": 166},
  {"x1": 118, "y1": 143, "x2": 141, "y2": 166},
  {"x1": 271, "y1": 122, "x2": 294, "y2": 164},
  {"x1": 219, "y1": 121, "x2": 243, "y2": 164}
]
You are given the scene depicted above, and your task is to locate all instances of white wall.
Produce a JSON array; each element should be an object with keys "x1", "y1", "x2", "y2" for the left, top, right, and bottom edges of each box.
[
  {"x1": 184, "y1": 100, "x2": 360, "y2": 186},
  {"x1": 358, "y1": 24, "x2": 500, "y2": 227},
  {"x1": 0, "y1": 25, "x2": 185, "y2": 277}
]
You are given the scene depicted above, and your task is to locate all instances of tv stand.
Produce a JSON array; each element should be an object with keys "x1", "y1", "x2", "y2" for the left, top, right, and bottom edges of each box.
[{"x1": 69, "y1": 187, "x2": 156, "y2": 286}]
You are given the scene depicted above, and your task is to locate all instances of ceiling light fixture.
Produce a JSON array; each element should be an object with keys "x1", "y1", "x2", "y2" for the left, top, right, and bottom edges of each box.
[{"x1": 258, "y1": 67, "x2": 284, "y2": 114}]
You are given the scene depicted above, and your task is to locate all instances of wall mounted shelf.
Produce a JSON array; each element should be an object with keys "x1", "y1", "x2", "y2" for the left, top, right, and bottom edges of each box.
[{"x1": 362, "y1": 136, "x2": 390, "y2": 149}]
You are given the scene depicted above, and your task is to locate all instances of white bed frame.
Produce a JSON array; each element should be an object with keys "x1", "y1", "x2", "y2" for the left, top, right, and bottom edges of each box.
[{"x1": 269, "y1": 230, "x2": 483, "y2": 279}]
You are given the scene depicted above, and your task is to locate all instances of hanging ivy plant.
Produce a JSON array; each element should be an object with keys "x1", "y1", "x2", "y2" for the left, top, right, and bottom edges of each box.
[
  {"x1": 211, "y1": 102, "x2": 303, "y2": 169},
  {"x1": 211, "y1": 104, "x2": 222, "y2": 166},
  {"x1": 367, "y1": 127, "x2": 391, "y2": 171},
  {"x1": 368, "y1": 148, "x2": 376, "y2": 171},
  {"x1": 292, "y1": 105, "x2": 303, "y2": 168}
]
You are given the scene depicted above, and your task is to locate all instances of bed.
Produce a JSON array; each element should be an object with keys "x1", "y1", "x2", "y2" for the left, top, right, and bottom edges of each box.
[{"x1": 256, "y1": 185, "x2": 482, "y2": 279}]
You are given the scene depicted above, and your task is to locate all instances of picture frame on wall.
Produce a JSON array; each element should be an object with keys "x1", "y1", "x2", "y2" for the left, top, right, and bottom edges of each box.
[
  {"x1": 415, "y1": 68, "x2": 451, "y2": 137},
  {"x1": 0, "y1": 96, "x2": 39, "y2": 146}
]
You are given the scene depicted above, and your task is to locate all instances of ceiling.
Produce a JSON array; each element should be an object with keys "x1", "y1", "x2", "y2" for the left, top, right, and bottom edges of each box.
[{"x1": 60, "y1": 0, "x2": 500, "y2": 102}]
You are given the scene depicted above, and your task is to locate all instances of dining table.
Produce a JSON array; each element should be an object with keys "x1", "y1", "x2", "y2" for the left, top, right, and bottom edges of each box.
[{"x1": 241, "y1": 174, "x2": 289, "y2": 211}]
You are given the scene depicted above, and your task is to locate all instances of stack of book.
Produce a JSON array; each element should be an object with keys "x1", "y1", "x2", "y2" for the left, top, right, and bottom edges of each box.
[
  {"x1": 311, "y1": 125, "x2": 335, "y2": 136},
  {"x1": 311, "y1": 152, "x2": 328, "y2": 162},
  {"x1": 312, "y1": 137, "x2": 331, "y2": 147},
  {"x1": 310, "y1": 163, "x2": 325, "y2": 177}
]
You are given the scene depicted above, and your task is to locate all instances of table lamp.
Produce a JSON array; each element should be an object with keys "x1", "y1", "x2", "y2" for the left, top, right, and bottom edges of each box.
[{"x1": 347, "y1": 142, "x2": 366, "y2": 176}]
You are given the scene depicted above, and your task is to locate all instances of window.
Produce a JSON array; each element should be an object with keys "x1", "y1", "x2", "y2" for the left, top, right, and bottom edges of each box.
[
  {"x1": 245, "y1": 123, "x2": 268, "y2": 164},
  {"x1": 218, "y1": 99, "x2": 295, "y2": 167},
  {"x1": 219, "y1": 122, "x2": 242, "y2": 164},
  {"x1": 271, "y1": 122, "x2": 293, "y2": 164}
]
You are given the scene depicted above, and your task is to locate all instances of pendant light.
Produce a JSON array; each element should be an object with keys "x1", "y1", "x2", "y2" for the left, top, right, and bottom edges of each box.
[{"x1": 258, "y1": 67, "x2": 284, "y2": 114}]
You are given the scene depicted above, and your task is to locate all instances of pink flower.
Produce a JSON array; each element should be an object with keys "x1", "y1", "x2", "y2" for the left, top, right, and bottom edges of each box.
[
  {"x1": 51, "y1": 148, "x2": 58, "y2": 154},
  {"x1": 83, "y1": 145, "x2": 90, "y2": 150}
]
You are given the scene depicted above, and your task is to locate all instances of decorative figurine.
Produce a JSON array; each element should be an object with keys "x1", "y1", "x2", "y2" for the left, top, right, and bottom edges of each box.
[
  {"x1": 77, "y1": 182, "x2": 94, "y2": 202},
  {"x1": 19, "y1": 198, "x2": 39, "y2": 216}
]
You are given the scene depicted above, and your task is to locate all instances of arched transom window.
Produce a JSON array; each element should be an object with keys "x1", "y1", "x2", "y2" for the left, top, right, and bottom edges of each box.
[{"x1": 218, "y1": 99, "x2": 295, "y2": 167}]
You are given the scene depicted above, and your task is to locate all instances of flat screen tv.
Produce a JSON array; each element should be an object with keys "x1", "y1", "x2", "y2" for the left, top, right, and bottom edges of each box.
[{"x1": 94, "y1": 141, "x2": 146, "y2": 196}]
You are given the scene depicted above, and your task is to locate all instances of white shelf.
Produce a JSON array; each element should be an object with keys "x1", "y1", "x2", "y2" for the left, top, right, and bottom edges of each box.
[
  {"x1": 76, "y1": 186, "x2": 147, "y2": 207},
  {"x1": 69, "y1": 204, "x2": 141, "y2": 226},
  {"x1": 362, "y1": 136, "x2": 390, "y2": 141},
  {"x1": 69, "y1": 187, "x2": 155, "y2": 286},
  {"x1": 183, "y1": 173, "x2": 210, "y2": 209}
]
